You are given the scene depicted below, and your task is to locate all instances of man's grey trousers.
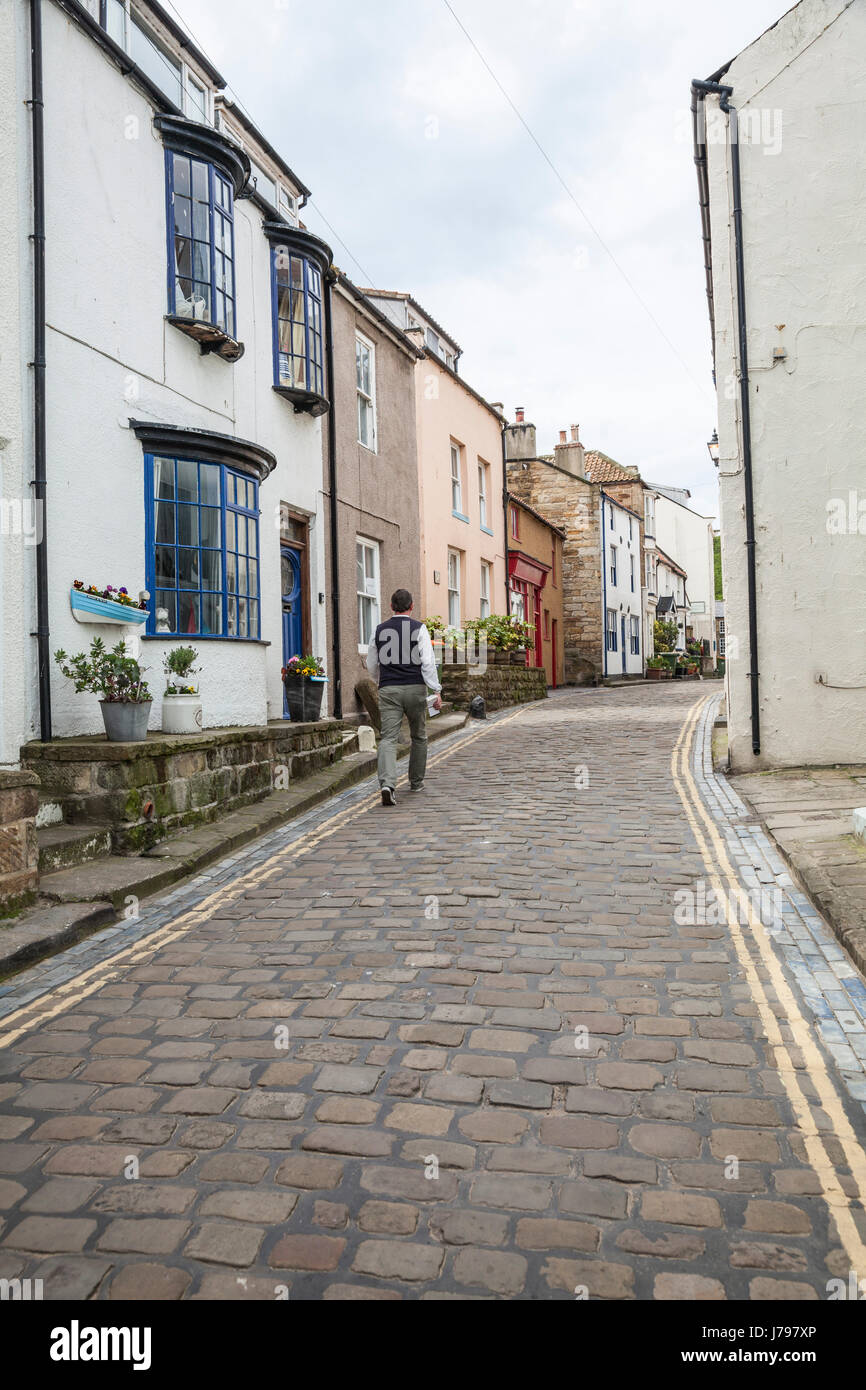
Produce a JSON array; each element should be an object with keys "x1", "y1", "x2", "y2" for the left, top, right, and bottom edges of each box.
[{"x1": 378, "y1": 684, "x2": 428, "y2": 790}]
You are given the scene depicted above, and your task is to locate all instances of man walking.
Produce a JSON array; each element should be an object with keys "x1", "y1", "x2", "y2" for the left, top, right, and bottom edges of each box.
[{"x1": 366, "y1": 588, "x2": 442, "y2": 806}]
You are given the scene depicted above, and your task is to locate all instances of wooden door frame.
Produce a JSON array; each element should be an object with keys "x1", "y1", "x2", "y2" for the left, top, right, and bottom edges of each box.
[{"x1": 280, "y1": 506, "x2": 312, "y2": 657}]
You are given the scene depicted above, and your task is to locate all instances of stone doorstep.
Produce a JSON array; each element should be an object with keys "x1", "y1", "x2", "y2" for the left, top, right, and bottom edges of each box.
[
  {"x1": 37, "y1": 824, "x2": 113, "y2": 874},
  {"x1": 0, "y1": 711, "x2": 468, "y2": 980}
]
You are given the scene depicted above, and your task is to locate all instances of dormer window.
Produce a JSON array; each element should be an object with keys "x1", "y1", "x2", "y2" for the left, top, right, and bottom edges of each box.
[{"x1": 98, "y1": 3, "x2": 214, "y2": 122}]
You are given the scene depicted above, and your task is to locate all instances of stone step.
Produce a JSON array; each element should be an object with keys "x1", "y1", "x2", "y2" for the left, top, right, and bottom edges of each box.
[
  {"x1": 1, "y1": 707, "x2": 469, "y2": 978},
  {"x1": 37, "y1": 823, "x2": 113, "y2": 874}
]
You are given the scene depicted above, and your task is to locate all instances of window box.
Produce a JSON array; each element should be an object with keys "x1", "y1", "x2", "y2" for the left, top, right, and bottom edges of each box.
[
  {"x1": 70, "y1": 588, "x2": 150, "y2": 626},
  {"x1": 264, "y1": 223, "x2": 332, "y2": 418}
]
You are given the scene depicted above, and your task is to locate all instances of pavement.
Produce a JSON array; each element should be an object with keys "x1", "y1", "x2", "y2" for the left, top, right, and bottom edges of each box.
[
  {"x1": 729, "y1": 764, "x2": 866, "y2": 978},
  {"x1": 0, "y1": 683, "x2": 865, "y2": 1301}
]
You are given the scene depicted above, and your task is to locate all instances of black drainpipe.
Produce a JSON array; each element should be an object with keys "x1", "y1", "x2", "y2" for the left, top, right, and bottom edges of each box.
[
  {"x1": 692, "y1": 78, "x2": 760, "y2": 756},
  {"x1": 29, "y1": 0, "x2": 52, "y2": 743},
  {"x1": 323, "y1": 271, "x2": 342, "y2": 718}
]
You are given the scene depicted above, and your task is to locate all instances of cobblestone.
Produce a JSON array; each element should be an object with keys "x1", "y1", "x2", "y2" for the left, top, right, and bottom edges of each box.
[{"x1": 0, "y1": 686, "x2": 864, "y2": 1300}]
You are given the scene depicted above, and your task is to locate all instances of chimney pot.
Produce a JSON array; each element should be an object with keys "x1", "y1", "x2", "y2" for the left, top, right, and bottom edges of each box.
[
  {"x1": 570, "y1": 424, "x2": 580, "y2": 443},
  {"x1": 515, "y1": 407, "x2": 525, "y2": 423},
  {"x1": 559, "y1": 430, "x2": 567, "y2": 445}
]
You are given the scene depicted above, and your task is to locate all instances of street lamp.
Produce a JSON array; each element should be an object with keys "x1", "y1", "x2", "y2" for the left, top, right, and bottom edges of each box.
[{"x1": 707, "y1": 430, "x2": 720, "y2": 467}]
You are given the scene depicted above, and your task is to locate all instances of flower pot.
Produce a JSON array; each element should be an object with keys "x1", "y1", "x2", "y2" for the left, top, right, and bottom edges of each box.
[
  {"x1": 510, "y1": 648, "x2": 527, "y2": 665},
  {"x1": 284, "y1": 675, "x2": 327, "y2": 722},
  {"x1": 162, "y1": 692, "x2": 203, "y2": 734},
  {"x1": 100, "y1": 700, "x2": 152, "y2": 742},
  {"x1": 646, "y1": 668, "x2": 665, "y2": 680}
]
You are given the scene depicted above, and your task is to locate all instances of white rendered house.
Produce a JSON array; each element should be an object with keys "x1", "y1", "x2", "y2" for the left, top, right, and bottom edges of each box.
[
  {"x1": 1, "y1": 0, "x2": 333, "y2": 759},
  {"x1": 694, "y1": 0, "x2": 866, "y2": 768},
  {"x1": 601, "y1": 491, "x2": 645, "y2": 678},
  {"x1": 652, "y1": 487, "x2": 717, "y2": 657}
]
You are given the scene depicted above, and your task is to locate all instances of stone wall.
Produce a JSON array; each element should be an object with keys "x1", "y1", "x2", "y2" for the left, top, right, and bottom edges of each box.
[
  {"x1": 22, "y1": 722, "x2": 348, "y2": 854},
  {"x1": 507, "y1": 459, "x2": 603, "y2": 683},
  {"x1": 0, "y1": 771, "x2": 39, "y2": 916},
  {"x1": 441, "y1": 660, "x2": 548, "y2": 711}
]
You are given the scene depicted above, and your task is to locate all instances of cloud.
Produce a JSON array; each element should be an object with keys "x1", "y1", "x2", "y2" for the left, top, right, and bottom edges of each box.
[{"x1": 169, "y1": 0, "x2": 790, "y2": 518}]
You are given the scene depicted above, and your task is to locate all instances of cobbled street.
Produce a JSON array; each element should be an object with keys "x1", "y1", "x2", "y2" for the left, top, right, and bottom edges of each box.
[{"x1": 1, "y1": 684, "x2": 865, "y2": 1301}]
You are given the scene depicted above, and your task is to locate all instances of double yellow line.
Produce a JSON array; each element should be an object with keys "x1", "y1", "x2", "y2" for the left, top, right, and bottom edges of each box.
[
  {"x1": 0, "y1": 704, "x2": 525, "y2": 1050},
  {"x1": 672, "y1": 694, "x2": 866, "y2": 1274}
]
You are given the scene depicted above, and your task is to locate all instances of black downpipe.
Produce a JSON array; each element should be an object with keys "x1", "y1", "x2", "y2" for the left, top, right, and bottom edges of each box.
[
  {"x1": 30, "y1": 0, "x2": 52, "y2": 743},
  {"x1": 323, "y1": 273, "x2": 342, "y2": 718},
  {"x1": 692, "y1": 78, "x2": 760, "y2": 756}
]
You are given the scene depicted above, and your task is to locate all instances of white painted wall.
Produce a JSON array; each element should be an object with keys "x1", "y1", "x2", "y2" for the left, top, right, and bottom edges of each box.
[
  {"x1": 601, "y1": 494, "x2": 644, "y2": 676},
  {"x1": 654, "y1": 495, "x2": 717, "y2": 652},
  {"x1": 0, "y1": 1, "x2": 39, "y2": 765},
  {"x1": 656, "y1": 561, "x2": 687, "y2": 651},
  {"x1": 2, "y1": 2, "x2": 327, "y2": 750},
  {"x1": 705, "y1": 0, "x2": 866, "y2": 768}
]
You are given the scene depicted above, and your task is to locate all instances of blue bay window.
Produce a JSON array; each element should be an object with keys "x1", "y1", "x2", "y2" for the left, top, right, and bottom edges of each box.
[
  {"x1": 154, "y1": 115, "x2": 249, "y2": 360},
  {"x1": 274, "y1": 250, "x2": 323, "y2": 396},
  {"x1": 167, "y1": 151, "x2": 236, "y2": 338},
  {"x1": 144, "y1": 454, "x2": 260, "y2": 640},
  {"x1": 264, "y1": 223, "x2": 333, "y2": 417}
]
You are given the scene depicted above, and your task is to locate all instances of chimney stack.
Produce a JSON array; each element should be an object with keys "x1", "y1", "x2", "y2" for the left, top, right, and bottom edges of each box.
[
  {"x1": 504, "y1": 408, "x2": 537, "y2": 463},
  {"x1": 554, "y1": 421, "x2": 587, "y2": 479}
]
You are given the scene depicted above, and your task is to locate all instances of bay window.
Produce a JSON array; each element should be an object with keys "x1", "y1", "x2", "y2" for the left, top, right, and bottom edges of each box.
[
  {"x1": 145, "y1": 456, "x2": 259, "y2": 639},
  {"x1": 167, "y1": 150, "x2": 236, "y2": 338},
  {"x1": 265, "y1": 225, "x2": 332, "y2": 416}
]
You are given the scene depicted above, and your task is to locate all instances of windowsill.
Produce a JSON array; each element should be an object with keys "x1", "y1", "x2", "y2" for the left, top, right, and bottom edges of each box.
[
  {"x1": 166, "y1": 315, "x2": 244, "y2": 362},
  {"x1": 357, "y1": 440, "x2": 378, "y2": 455},
  {"x1": 142, "y1": 635, "x2": 271, "y2": 645},
  {"x1": 358, "y1": 644, "x2": 370, "y2": 656},
  {"x1": 480, "y1": 524, "x2": 494, "y2": 536},
  {"x1": 452, "y1": 510, "x2": 470, "y2": 524},
  {"x1": 273, "y1": 383, "x2": 329, "y2": 419}
]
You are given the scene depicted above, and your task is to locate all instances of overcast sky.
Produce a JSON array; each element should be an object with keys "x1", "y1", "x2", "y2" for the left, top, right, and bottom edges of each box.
[{"x1": 174, "y1": 0, "x2": 787, "y2": 520}]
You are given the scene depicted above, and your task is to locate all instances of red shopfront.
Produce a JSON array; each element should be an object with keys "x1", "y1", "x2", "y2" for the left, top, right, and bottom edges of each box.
[{"x1": 508, "y1": 551, "x2": 549, "y2": 673}]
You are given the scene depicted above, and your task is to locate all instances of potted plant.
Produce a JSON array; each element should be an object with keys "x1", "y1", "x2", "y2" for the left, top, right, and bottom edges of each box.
[
  {"x1": 282, "y1": 655, "x2": 327, "y2": 722},
  {"x1": 55, "y1": 637, "x2": 152, "y2": 741},
  {"x1": 162, "y1": 645, "x2": 202, "y2": 734},
  {"x1": 646, "y1": 656, "x2": 668, "y2": 681}
]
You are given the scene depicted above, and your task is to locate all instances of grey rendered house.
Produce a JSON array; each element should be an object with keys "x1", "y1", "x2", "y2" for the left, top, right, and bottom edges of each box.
[{"x1": 322, "y1": 274, "x2": 423, "y2": 717}]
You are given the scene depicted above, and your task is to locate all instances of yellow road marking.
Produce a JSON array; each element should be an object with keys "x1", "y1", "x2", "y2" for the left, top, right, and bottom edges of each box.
[
  {"x1": 671, "y1": 694, "x2": 866, "y2": 1272},
  {"x1": 0, "y1": 704, "x2": 526, "y2": 1048}
]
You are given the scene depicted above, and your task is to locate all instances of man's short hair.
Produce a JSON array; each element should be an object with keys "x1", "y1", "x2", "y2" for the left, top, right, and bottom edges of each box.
[{"x1": 391, "y1": 589, "x2": 413, "y2": 613}]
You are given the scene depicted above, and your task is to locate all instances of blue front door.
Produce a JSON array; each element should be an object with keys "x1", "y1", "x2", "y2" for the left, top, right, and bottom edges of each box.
[
  {"x1": 621, "y1": 616, "x2": 627, "y2": 673},
  {"x1": 281, "y1": 546, "x2": 302, "y2": 718}
]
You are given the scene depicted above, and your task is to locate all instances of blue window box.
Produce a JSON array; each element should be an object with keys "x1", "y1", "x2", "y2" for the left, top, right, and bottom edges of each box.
[{"x1": 70, "y1": 589, "x2": 149, "y2": 626}]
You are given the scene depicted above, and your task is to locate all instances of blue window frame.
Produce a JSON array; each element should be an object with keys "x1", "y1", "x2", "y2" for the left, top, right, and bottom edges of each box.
[
  {"x1": 271, "y1": 248, "x2": 324, "y2": 395},
  {"x1": 610, "y1": 545, "x2": 617, "y2": 587},
  {"x1": 166, "y1": 151, "x2": 236, "y2": 338},
  {"x1": 144, "y1": 455, "x2": 259, "y2": 639},
  {"x1": 630, "y1": 616, "x2": 640, "y2": 655},
  {"x1": 606, "y1": 608, "x2": 618, "y2": 652}
]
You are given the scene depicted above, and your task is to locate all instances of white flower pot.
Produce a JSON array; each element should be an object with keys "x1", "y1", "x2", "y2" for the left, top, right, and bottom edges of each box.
[{"x1": 161, "y1": 692, "x2": 203, "y2": 734}]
